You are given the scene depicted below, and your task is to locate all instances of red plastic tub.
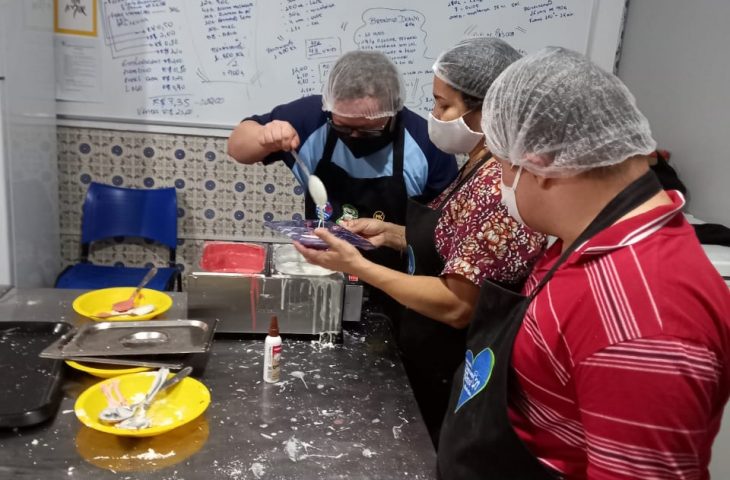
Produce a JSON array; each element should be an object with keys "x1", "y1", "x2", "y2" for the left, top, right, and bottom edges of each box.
[{"x1": 199, "y1": 242, "x2": 266, "y2": 274}]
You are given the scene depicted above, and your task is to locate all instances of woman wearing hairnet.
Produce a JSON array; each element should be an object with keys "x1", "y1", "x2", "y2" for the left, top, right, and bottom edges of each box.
[
  {"x1": 438, "y1": 47, "x2": 730, "y2": 479},
  {"x1": 295, "y1": 38, "x2": 545, "y2": 446}
]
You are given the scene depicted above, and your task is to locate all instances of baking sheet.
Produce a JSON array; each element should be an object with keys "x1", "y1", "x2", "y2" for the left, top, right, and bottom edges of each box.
[
  {"x1": 264, "y1": 220, "x2": 376, "y2": 250},
  {"x1": 0, "y1": 322, "x2": 72, "y2": 427}
]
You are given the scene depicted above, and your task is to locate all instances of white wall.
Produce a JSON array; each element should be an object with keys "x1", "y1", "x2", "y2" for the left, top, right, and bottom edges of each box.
[
  {"x1": 618, "y1": 0, "x2": 730, "y2": 225},
  {"x1": 0, "y1": 0, "x2": 59, "y2": 286}
]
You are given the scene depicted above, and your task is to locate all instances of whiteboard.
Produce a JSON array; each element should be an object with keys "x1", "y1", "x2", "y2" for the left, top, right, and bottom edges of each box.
[{"x1": 56, "y1": 0, "x2": 627, "y2": 134}]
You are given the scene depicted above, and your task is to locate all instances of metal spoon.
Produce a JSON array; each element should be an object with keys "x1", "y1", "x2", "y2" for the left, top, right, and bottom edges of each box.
[
  {"x1": 98, "y1": 367, "x2": 168, "y2": 424},
  {"x1": 290, "y1": 150, "x2": 328, "y2": 223},
  {"x1": 115, "y1": 366, "x2": 193, "y2": 430},
  {"x1": 98, "y1": 366, "x2": 194, "y2": 427}
]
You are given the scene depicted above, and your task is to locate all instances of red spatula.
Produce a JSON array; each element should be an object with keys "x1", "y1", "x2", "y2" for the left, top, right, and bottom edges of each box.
[{"x1": 112, "y1": 267, "x2": 158, "y2": 312}]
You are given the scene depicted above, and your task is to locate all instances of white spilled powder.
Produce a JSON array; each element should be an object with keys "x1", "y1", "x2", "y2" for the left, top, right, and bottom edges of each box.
[
  {"x1": 310, "y1": 332, "x2": 337, "y2": 352},
  {"x1": 362, "y1": 448, "x2": 376, "y2": 458},
  {"x1": 92, "y1": 448, "x2": 176, "y2": 461},
  {"x1": 392, "y1": 417, "x2": 410, "y2": 440},
  {"x1": 217, "y1": 459, "x2": 246, "y2": 477},
  {"x1": 31, "y1": 439, "x2": 38, "y2": 446},
  {"x1": 290, "y1": 371, "x2": 308, "y2": 389},
  {"x1": 284, "y1": 436, "x2": 314, "y2": 462},
  {"x1": 283, "y1": 436, "x2": 345, "y2": 462},
  {"x1": 137, "y1": 448, "x2": 175, "y2": 460},
  {"x1": 318, "y1": 408, "x2": 342, "y2": 418},
  {"x1": 284, "y1": 437, "x2": 304, "y2": 462},
  {"x1": 250, "y1": 462, "x2": 266, "y2": 478}
]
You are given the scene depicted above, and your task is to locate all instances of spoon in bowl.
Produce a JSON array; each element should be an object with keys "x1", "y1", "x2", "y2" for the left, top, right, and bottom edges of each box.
[
  {"x1": 111, "y1": 267, "x2": 158, "y2": 312},
  {"x1": 98, "y1": 366, "x2": 192, "y2": 427},
  {"x1": 98, "y1": 367, "x2": 167, "y2": 425}
]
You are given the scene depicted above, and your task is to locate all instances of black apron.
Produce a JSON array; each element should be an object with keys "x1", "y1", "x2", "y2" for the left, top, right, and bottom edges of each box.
[
  {"x1": 304, "y1": 120, "x2": 408, "y2": 231},
  {"x1": 438, "y1": 170, "x2": 663, "y2": 479},
  {"x1": 305, "y1": 120, "x2": 409, "y2": 275},
  {"x1": 399, "y1": 154, "x2": 491, "y2": 447}
]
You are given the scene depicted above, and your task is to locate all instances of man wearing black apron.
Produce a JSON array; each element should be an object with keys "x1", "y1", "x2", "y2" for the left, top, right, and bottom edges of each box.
[
  {"x1": 227, "y1": 50, "x2": 458, "y2": 275},
  {"x1": 303, "y1": 118, "x2": 409, "y2": 276},
  {"x1": 438, "y1": 171, "x2": 663, "y2": 479},
  {"x1": 438, "y1": 47, "x2": 730, "y2": 480}
]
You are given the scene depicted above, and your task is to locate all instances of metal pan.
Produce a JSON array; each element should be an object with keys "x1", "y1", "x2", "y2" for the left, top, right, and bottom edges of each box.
[{"x1": 40, "y1": 319, "x2": 217, "y2": 358}]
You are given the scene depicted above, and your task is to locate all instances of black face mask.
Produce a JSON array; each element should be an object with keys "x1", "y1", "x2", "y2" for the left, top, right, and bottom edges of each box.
[{"x1": 336, "y1": 132, "x2": 395, "y2": 158}]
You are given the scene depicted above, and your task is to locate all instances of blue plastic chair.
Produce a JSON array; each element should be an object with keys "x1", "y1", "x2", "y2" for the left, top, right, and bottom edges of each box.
[{"x1": 55, "y1": 182, "x2": 180, "y2": 291}]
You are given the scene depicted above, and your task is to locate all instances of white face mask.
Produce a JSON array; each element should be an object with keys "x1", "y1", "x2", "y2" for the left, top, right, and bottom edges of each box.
[
  {"x1": 427, "y1": 112, "x2": 483, "y2": 154},
  {"x1": 500, "y1": 166, "x2": 525, "y2": 225}
]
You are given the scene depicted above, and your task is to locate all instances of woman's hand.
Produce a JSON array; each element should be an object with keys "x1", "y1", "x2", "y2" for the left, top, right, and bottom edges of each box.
[
  {"x1": 293, "y1": 228, "x2": 368, "y2": 275},
  {"x1": 340, "y1": 219, "x2": 388, "y2": 247},
  {"x1": 340, "y1": 219, "x2": 406, "y2": 250}
]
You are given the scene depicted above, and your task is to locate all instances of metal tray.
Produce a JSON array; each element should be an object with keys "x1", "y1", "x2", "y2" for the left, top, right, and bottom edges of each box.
[{"x1": 41, "y1": 319, "x2": 216, "y2": 358}]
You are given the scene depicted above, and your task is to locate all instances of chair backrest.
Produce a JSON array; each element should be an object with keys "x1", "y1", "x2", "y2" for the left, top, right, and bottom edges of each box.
[{"x1": 81, "y1": 182, "x2": 178, "y2": 249}]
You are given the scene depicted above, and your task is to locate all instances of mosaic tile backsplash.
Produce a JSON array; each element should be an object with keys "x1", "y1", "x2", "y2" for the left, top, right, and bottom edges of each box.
[{"x1": 58, "y1": 127, "x2": 306, "y2": 279}]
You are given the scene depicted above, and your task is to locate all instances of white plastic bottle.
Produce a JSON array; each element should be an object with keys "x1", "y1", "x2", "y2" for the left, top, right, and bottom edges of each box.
[{"x1": 263, "y1": 315, "x2": 282, "y2": 383}]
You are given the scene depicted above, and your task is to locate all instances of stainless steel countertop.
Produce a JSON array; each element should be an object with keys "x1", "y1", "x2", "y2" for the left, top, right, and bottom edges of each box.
[
  {"x1": 0, "y1": 288, "x2": 436, "y2": 479},
  {"x1": 0, "y1": 287, "x2": 188, "y2": 326}
]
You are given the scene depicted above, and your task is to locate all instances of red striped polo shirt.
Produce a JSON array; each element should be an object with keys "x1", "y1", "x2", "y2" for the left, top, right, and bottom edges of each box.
[{"x1": 510, "y1": 190, "x2": 730, "y2": 480}]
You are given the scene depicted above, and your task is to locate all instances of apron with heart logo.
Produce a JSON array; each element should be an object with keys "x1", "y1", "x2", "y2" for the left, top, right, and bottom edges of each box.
[{"x1": 437, "y1": 170, "x2": 663, "y2": 479}]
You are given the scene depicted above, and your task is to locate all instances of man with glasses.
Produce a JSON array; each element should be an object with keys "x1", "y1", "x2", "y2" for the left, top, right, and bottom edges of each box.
[{"x1": 227, "y1": 50, "x2": 458, "y2": 231}]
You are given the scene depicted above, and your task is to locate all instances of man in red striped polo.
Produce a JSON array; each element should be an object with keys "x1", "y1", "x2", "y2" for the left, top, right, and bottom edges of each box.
[{"x1": 472, "y1": 47, "x2": 730, "y2": 479}]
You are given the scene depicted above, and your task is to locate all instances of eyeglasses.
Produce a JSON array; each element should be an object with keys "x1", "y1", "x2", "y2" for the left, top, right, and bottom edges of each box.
[{"x1": 327, "y1": 117, "x2": 393, "y2": 138}]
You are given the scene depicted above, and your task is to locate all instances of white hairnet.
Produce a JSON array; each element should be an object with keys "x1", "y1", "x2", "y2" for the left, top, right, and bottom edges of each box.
[
  {"x1": 433, "y1": 37, "x2": 521, "y2": 100},
  {"x1": 321, "y1": 50, "x2": 404, "y2": 119},
  {"x1": 483, "y1": 47, "x2": 657, "y2": 177}
]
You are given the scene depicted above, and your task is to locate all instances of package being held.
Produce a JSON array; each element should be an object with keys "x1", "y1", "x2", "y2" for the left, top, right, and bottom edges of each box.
[{"x1": 263, "y1": 316, "x2": 282, "y2": 383}]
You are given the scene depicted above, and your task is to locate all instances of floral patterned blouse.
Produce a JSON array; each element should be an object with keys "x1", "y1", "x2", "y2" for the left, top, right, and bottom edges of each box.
[{"x1": 429, "y1": 156, "x2": 546, "y2": 286}]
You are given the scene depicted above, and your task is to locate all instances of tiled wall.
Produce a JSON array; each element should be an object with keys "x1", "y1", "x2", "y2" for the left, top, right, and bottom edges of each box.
[{"x1": 57, "y1": 126, "x2": 305, "y2": 277}]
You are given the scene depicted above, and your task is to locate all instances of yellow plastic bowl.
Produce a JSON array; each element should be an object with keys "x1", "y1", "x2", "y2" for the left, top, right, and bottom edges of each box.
[
  {"x1": 73, "y1": 287, "x2": 173, "y2": 321},
  {"x1": 66, "y1": 360, "x2": 151, "y2": 378},
  {"x1": 74, "y1": 371, "x2": 211, "y2": 437}
]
